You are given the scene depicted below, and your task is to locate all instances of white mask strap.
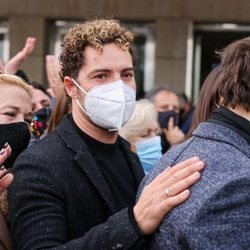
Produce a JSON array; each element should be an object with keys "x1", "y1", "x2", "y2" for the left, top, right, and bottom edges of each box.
[
  {"x1": 71, "y1": 78, "x2": 88, "y2": 95},
  {"x1": 71, "y1": 78, "x2": 92, "y2": 117},
  {"x1": 75, "y1": 99, "x2": 91, "y2": 117}
]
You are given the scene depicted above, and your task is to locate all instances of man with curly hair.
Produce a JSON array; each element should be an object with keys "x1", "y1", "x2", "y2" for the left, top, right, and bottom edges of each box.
[
  {"x1": 9, "y1": 19, "x2": 204, "y2": 249},
  {"x1": 138, "y1": 37, "x2": 250, "y2": 249}
]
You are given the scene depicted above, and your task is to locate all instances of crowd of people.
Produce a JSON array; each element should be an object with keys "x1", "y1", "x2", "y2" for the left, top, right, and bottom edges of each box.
[{"x1": 0, "y1": 18, "x2": 248, "y2": 249}]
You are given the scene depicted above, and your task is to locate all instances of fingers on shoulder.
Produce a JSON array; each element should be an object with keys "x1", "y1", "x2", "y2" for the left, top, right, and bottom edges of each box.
[{"x1": 162, "y1": 189, "x2": 190, "y2": 209}]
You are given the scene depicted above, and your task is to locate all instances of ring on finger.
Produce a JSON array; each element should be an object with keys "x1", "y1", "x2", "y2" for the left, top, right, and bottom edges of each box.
[{"x1": 165, "y1": 188, "x2": 171, "y2": 197}]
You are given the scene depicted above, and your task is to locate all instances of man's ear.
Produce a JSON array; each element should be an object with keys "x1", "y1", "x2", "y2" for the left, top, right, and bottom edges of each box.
[{"x1": 64, "y1": 76, "x2": 78, "y2": 99}]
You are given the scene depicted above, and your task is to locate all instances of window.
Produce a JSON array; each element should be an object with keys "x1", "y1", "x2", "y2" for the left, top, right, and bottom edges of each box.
[
  {"x1": 186, "y1": 23, "x2": 250, "y2": 103},
  {"x1": 0, "y1": 21, "x2": 9, "y2": 64}
]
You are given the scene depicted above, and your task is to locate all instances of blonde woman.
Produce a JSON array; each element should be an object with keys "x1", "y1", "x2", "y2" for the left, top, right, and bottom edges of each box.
[
  {"x1": 120, "y1": 99, "x2": 162, "y2": 174},
  {"x1": 0, "y1": 74, "x2": 32, "y2": 249}
]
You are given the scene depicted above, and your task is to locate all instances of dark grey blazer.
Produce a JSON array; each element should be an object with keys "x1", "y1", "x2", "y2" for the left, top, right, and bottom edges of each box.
[{"x1": 8, "y1": 116, "x2": 146, "y2": 249}]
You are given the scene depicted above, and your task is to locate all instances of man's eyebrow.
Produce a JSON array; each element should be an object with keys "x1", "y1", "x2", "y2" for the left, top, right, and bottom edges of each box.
[
  {"x1": 87, "y1": 69, "x2": 111, "y2": 77},
  {"x1": 87, "y1": 67, "x2": 135, "y2": 77},
  {"x1": 122, "y1": 67, "x2": 134, "y2": 71}
]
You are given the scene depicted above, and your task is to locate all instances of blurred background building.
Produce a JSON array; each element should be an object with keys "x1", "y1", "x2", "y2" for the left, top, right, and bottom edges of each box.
[{"x1": 0, "y1": 0, "x2": 250, "y2": 101}]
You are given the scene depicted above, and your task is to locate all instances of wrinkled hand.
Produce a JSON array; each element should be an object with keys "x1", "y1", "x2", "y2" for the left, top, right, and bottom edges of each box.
[
  {"x1": 5, "y1": 37, "x2": 36, "y2": 74},
  {"x1": 163, "y1": 117, "x2": 185, "y2": 145},
  {"x1": 0, "y1": 144, "x2": 14, "y2": 193},
  {"x1": 45, "y1": 55, "x2": 63, "y2": 97},
  {"x1": 134, "y1": 156, "x2": 205, "y2": 235}
]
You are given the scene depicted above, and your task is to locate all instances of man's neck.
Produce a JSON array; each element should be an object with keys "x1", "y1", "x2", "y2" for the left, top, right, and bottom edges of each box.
[
  {"x1": 229, "y1": 106, "x2": 250, "y2": 122},
  {"x1": 72, "y1": 110, "x2": 118, "y2": 144}
]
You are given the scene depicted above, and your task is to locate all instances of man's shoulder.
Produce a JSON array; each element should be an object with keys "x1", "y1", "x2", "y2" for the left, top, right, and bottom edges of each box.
[
  {"x1": 194, "y1": 121, "x2": 250, "y2": 156},
  {"x1": 149, "y1": 142, "x2": 250, "y2": 249},
  {"x1": 32, "y1": 127, "x2": 65, "y2": 152},
  {"x1": 22, "y1": 115, "x2": 79, "y2": 158}
]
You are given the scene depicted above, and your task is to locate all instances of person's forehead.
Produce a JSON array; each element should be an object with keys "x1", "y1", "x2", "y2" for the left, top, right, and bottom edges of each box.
[
  {"x1": 155, "y1": 90, "x2": 179, "y2": 104},
  {"x1": 0, "y1": 84, "x2": 31, "y2": 110},
  {"x1": 32, "y1": 88, "x2": 50, "y2": 101},
  {"x1": 83, "y1": 43, "x2": 133, "y2": 68}
]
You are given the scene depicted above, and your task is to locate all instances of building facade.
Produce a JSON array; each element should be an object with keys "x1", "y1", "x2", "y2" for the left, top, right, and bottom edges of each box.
[{"x1": 0, "y1": 0, "x2": 250, "y2": 101}]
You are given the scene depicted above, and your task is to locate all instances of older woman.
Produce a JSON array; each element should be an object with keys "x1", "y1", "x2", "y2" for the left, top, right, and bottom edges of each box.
[
  {"x1": 120, "y1": 99, "x2": 162, "y2": 174},
  {"x1": 0, "y1": 74, "x2": 32, "y2": 167},
  {"x1": 0, "y1": 74, "x2": 32, "y2": 249}
]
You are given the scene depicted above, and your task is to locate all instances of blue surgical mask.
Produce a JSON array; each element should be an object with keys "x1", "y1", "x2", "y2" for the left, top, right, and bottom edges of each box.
[{"x1": 135, "y1": 136, "x2": 162, "y2": 174}]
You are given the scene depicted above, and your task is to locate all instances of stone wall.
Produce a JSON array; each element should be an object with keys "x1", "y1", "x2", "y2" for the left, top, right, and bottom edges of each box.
[{"x1": 0, "y1": 0, "x2": 250, "y2": 91}]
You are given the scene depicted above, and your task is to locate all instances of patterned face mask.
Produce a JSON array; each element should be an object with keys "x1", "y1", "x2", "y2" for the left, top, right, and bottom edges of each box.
[{"x1": 30, "y1": 107, "x2": 51, "y2": 139}]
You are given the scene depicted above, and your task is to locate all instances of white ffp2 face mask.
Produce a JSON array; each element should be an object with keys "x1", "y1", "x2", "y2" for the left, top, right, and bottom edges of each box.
[{"x1": 71, "y1": 78, "x2": 136, "y2": 131}]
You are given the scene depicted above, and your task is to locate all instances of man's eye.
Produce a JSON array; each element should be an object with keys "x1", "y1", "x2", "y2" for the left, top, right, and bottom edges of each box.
[
  {"x1": 95, "y1": 74, "x2": 107, "y2": 80},
  {"x1": 122, "y1": 72, "x2": 133, "y2": 78}
]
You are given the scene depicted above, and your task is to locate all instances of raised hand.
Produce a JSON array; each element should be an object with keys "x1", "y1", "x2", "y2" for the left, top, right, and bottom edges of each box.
[
  {"x1": 5, "y1": 37, "x2": 36, "y2": 74},
  {"x1": 163, "y1": 117, "x2": 185, "y2": 145},
  {"x1": 0, "y1": 143, "x2": 14, "y2": 193},
  {"x1": 45, "y1": 55, "x2": 63, "y2": 97}
]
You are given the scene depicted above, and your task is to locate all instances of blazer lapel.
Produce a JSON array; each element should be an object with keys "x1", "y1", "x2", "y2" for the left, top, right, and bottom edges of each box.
[
  {"x1": 55, "y1": 116, "x2": 117, "y2": 213},
  {"x1": 119, "y1": 137, "x2": 145, "y2": 188},
  {"x1": 74, "y1": 151, "x2": 117, "y2": 213}
]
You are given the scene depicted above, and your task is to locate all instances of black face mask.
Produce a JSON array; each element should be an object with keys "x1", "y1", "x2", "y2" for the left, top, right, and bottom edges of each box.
[
  {"x1": 158, "y1": 110, "x2": 179, "y2": 129},
  {"x1": 0, "y1": 122, "x2": 31, "y2": 168}
]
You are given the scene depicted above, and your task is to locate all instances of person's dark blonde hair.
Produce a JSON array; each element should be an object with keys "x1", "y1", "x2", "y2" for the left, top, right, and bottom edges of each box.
[
  {"x1": 47, "y1": 87, "x2": 71, "y2": 134},
  {"x1": 59, "y1": 18, "x2": 135, "y2": 81},
  {"x1": 0, "y1": 74, "x2": 32, "y2": 97},
  {"x1": 217, "y1": 36, "x2": 250, "y2": 112},
  {"x1": 187, "y1": 66, "x2": 221, "y2": 137}
]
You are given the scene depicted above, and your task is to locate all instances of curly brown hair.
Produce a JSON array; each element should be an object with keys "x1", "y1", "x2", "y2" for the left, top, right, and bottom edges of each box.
[
  {"x1": 217, "y1": 37, "x2": 250, "y2": 112},
  {"x1": 59, "y1": 19, "x2": 136, "y2": 80}
]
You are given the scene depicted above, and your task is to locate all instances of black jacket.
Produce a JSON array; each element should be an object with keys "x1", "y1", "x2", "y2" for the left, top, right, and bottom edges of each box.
[{"x1": 8, "y1": 116, "x2": 146, "y2": 249}]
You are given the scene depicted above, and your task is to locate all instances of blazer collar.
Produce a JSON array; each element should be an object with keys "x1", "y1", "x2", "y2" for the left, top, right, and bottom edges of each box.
[
  {"x1": 118, "y1": 137, "x2": 145, "y2": 188},
  {"x1": 55, "y1": 115, "x2": 144, "y2": 212},
  {"x1": 194, "y1": 122, "x2": 250, "y2": 158}
]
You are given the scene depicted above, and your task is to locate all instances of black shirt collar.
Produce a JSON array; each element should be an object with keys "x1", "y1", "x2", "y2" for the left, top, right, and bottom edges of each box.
[
  {"x1": 207, "y1": 107, "x2": 250, "y2": 144},
  {"x1": 68, "y1": 114, "x2": 119, "y2": 153}
]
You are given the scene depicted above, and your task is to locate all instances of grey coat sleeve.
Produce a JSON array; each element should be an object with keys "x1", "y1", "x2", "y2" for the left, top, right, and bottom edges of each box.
[
  {"x1": 183, "y1": 178, "x2": 250, "y2": 249},
  {"x1": 150, "y1": 177, "x2": 250, "y2": 249}
]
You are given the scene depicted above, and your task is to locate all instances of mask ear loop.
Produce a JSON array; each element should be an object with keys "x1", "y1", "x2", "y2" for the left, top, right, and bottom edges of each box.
[{"x1": 71, "y1": 78, "x2": 92, "y2": 117}]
